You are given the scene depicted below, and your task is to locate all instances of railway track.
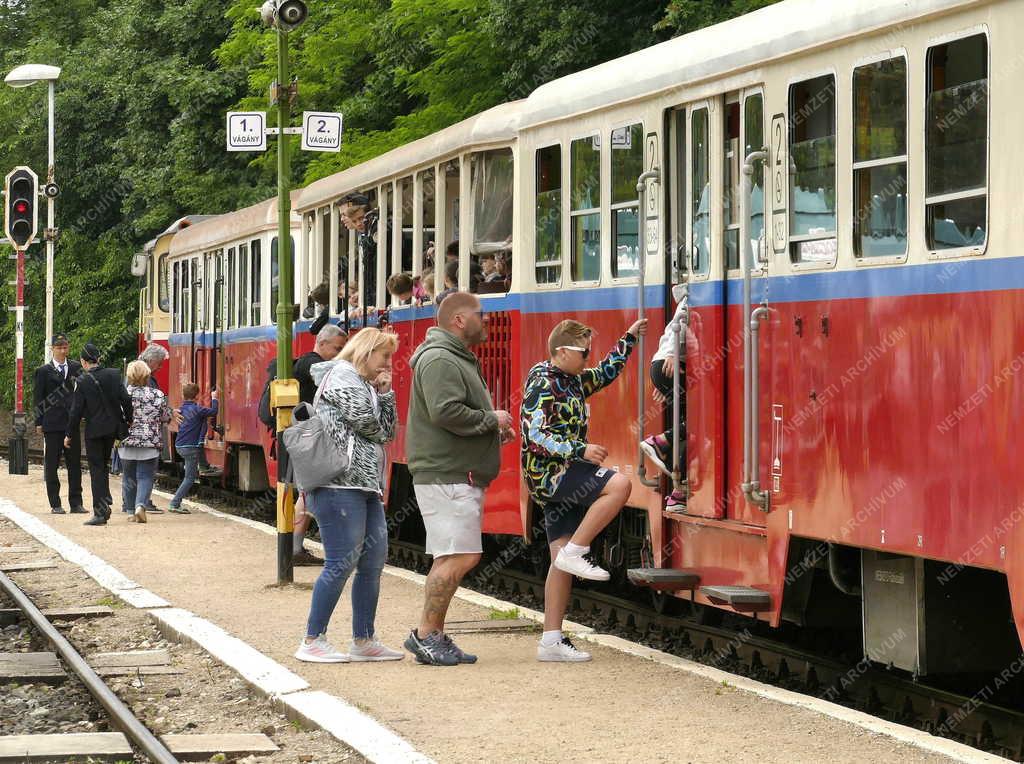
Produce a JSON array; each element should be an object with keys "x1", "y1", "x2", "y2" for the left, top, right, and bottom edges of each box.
[{"x1": 0, "y1": 569, "x2": 178, "y2": 763}]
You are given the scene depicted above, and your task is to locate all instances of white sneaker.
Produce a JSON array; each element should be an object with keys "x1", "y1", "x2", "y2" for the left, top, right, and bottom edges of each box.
[
  {"x1": 294, "y1": 635, "x2": 349, "y2": 663},
  {"x1": 537, "y1": 637, "x2": 592, "y2": 662},
  {"x1": 554, "y1": 547, "x2": 610, "y2": 581},
  {"x1": 349, "y1": 638, "x2": 404, "y2": 662}
]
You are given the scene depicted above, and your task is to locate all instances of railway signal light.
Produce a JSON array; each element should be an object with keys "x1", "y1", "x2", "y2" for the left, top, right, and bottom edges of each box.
[{"x1": 4, "y1": 166, "x2": 38, "y2": 250}]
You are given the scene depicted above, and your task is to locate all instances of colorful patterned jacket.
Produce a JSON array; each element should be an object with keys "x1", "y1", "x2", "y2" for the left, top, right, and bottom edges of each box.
[
  {"x1": 121, "y1": 385, "x2": 171, "y2": 450},
  {"x1": 520, "y1": 332, "x2": 637, "y2": 502}
]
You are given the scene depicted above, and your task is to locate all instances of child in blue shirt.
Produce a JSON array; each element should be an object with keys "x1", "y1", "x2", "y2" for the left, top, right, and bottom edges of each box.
[{"x1": 169, "y1": 383, "x2": 218, "y2": 513}]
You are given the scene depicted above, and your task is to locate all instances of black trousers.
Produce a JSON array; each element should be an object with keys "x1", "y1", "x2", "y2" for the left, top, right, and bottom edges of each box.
[
  {"x1": 43, "y1": 429, "x2": 82, "y2": 510},
  {"x1": 84, "y1": 434, "x2": 116, "y2": 512},
  {"x1": 650, "y1": 359, "x2": 686, "y2": 444}
]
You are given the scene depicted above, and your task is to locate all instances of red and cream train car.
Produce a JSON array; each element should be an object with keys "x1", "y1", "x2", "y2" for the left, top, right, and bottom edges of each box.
[{"x1": 144, "y1": 0, "x2": 1024, "y2": 676}]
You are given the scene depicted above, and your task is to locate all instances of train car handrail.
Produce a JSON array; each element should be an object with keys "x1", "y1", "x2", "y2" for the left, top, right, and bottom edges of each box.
[{"x1": 636, "y1": 169, "x2": 661, "y2": 489}]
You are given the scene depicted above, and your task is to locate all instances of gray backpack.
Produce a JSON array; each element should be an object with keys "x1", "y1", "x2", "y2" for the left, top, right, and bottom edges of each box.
[{"x1": 281, "y1": 365, "x2": 354, "y2": 491}]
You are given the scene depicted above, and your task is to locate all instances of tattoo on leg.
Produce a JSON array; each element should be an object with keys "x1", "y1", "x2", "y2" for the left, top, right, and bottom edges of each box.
[{"x1": 423, "y1": 571, "x2": 460, "y2": 629}]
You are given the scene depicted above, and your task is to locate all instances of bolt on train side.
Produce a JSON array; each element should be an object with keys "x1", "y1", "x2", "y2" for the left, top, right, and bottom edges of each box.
[{"x1": 137, "y1": 0, "x2": 1024, "y2": 677}]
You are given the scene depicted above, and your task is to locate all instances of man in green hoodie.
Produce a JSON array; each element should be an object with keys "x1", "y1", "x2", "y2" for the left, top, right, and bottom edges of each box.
[{"x1": 404, "y1": 291, "x2": 514, "y2": 666}]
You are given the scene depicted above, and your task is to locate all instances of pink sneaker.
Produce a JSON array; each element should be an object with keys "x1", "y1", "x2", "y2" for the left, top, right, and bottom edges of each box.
[
  {"x1": 665, "y1": 489, "x2": 686, "y2": 511},
  {"x1": 349, "y1": 637, "x2": 404, "y2": 662}
]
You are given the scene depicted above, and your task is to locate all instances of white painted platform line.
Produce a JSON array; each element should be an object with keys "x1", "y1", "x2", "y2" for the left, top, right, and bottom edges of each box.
[
  {"x1": 0, "y1": 498, "x2": 170, "y2": 608},
  {"x1": 283, "y1": 691, "x2": 434, "y2": 764},
  {"x1": 160, "y1": 490, "x2": 1012, "y2": 764},
  {"x1": 0, "y1": 496, "x2": 436, "y2": 764},
  {"x1": 150, "y1": 607, "x2": 308, "y2": 697}
]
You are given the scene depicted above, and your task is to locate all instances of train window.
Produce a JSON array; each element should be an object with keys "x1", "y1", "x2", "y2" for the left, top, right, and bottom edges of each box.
[
  {"x1": 381, "y1": 183, "x2": 394, "y2": 307},
  {"x1": 418, "y1": 169, "x2": 437, "y2": 281},
  {"x1": 691, "y1": 107, "x2": 710, "y2": 276},
  {"x1": 269, "y1": 237, "x2": 296, "y2": 324},
  {"x1": 171, "y1": 261, "x2": 179, "y2": 332},
  {"x1": 853, "y1": 56, "x2": 907, "y2": 258},
  {"x1": 399, "y1": 176, "x2": 414, "y2": 275},
  {"x1": 570, "y1": 136, "x2": 601, "y2": 282},
  {"x1": 926, "y1": 33, "x2": 988, "y2": 251},
  {"x1": 238, "y1": 243, "x2": 248, "y2": 328},
  {"x1": 610, "y1": 123, "x2": 643, "y2": 279},
  {"x1": 144, "y1": 256, "x2": 153, "y2": 313},
  {"x1": 789, "y1": 73, "x2": 837, "y2": 264},
  {"x1": 723, "y1": 101, "x2": 741, "y2": 270},
  {"x1": 669, "y1": 108, "x2": 685, "y2": 282},
  {"x1": 226, "y1": 248, "x2": 236, "y2": 329},
  {"x1": 158, "y1": 254, "x2": 170, "y2": 313},
  {"x1": 535, "y1": 144, "x2": 562, "y2": 285},
  {"x1": 744, "y1": 93, "x2": 765, "y2": 265},
  {"x1": 471, "y1": 149, "x2": 513, "y2": 294},
  {"x1": 319, "y1": 207, "x2": 331, "y2": 292},
  {"x1": 250, "y1": 239, "x2": 261, "y2": 326},
  {"x1": 182, "y1": 260, "x2": 193, "y2": 334}
]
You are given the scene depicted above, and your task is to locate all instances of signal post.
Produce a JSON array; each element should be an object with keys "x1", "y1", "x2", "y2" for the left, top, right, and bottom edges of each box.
[{"x1": 6, "y1": 167, "x2": 39, "y2": 475}]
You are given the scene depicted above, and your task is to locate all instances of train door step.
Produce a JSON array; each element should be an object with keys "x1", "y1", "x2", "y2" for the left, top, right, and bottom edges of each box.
[
  {"x1": 627, "y1": 568, "x2": 700, "y2": 591},
  {"x1": 700, "y1": 585, "x2": 771, "y2": 612}
]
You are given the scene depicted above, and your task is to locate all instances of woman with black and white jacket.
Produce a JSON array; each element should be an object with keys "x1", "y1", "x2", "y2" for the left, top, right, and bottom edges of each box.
[{"x1": 294, "y1": 327, "x2": 404, "y2": 664}]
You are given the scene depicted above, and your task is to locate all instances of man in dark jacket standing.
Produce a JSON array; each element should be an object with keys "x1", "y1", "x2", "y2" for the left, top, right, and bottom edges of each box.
[
  {"x1": 33, "y1": 333, "x2": 84, "y2": 514},
  {"x1": 404, "y1": 292, "x2": 514, "y2": 666},
  {"x1": 65, "y1": 343, "x2": 132, "y2": 526}
]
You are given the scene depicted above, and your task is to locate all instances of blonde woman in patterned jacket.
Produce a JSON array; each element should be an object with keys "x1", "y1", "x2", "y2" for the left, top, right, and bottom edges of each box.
[
  {"x1": 294, "y1": 327, "x2": 404, "y2": 664},
  {"x1": 119, "y1": 361, "x2": 171, "y2": 524}
]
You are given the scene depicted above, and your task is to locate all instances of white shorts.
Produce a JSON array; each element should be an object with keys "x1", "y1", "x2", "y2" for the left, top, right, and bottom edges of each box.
[{"x1": 415, "y1": 483, "x2": 484, "y2": 558}]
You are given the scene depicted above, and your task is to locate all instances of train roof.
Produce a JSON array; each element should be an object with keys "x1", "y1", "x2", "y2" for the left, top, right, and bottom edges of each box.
[
  {"x1": 144, "y1": 215, "x2": 219, "y2": 253},
  {"x1": 519, "y1": 0, "x2": 982, "y2": 128},
  {"x1": 168, "y1": 193, "x2": 301, "y2": 258},
  {"x1": 294, "y1": 100, "x2": 523, "y2": 213}
]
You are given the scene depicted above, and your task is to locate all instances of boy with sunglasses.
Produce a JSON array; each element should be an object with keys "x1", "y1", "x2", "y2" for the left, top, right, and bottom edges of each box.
[{"x1": 521, "y1": 316, "x2": 647, "y2": 661}]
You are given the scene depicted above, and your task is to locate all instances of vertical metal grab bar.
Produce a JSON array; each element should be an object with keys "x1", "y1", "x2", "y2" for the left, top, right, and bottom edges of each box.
[
  {"x1": 670, "y1": 302, "x2": 688, "y2": 491},
  {"x1": 749, "y1": 304, "x2": 769, "y2": 509},
  {"x1": 741, "y1": 150, "x2": 769, "y2": 510},
  {"x1": 636, "y1": 169, "x2": 661, "y2": 488}
]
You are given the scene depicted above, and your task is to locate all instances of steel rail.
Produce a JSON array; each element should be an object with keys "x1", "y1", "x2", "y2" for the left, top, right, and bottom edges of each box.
[{"x1": 0, "y1": 571, "x2": 180, "y2": 764}]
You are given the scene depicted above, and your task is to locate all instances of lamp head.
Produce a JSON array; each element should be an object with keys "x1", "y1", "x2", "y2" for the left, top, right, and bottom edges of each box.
[{"x1": 5, "y1": 64, "x2": 61, "y2": 89}]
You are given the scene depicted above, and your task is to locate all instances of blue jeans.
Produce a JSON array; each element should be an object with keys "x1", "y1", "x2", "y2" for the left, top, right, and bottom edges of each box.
[
  {"x1": 122, "y1": 457, "x2": 158, "y2": 513},
  {"x1": 171, "y1": 446, "x2": 202, "y2": 508},
  {"x1": 305, "y1": 488, "x2": 388, "y2": 640}
]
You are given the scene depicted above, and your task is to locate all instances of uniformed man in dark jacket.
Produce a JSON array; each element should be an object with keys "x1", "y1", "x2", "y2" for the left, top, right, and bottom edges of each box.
[
  {"x1": 65, "y1": 343, "x2": 132, "y2": 526},
  {"x1": 33, "y1": 333, "x2": 83, "y2": 513}
]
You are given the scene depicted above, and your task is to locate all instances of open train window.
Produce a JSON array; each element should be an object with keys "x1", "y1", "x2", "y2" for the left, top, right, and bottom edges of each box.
[
  {"x1": 926, "y1": 32, "x2": 988, "y2": 253},
  {"x1": 535, "y1": 144, "x2": 562, "y2": 286},
  {"x1": 744, "y1": 92, "x2": 765, "y2": 266},
  {"x1": 853, "y1": 55, "x2": 907, "y2": 259},
  {"x1": 570, "y1": 135, "x2": 601, "y2": 282},
  {"x1": 789, "y1": 73, "x2": 837, "y2": 264},
  {"x1": 238, "y1": 243, "x2": 248, "y2": 328},
  {"x1": 418, "y1": 168, "x2": 437, "y2": 276},
  {"x1": 270, "y1": 236, "x2": 296, "y2": 324},
  {"x1": 226, "y1": 247, "x2": 236, "y2": 329},
  {"x1": 250, "y1": 239, "x2": 261, "y2": 326},
  {"x1": 611, "y1": 123, "x2": 643, "y2": 279},
  {"x1": 690, "y1": 107, "x2": 710, "y2": 276},
  {"x1": 172, "y1": 261, "x2": 180, "y2": 332}
]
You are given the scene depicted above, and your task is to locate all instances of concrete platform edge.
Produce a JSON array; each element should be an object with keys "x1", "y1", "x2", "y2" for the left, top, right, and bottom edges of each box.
[{"x1": 0, "y1": 496, "x2": 436, "y2": 764}]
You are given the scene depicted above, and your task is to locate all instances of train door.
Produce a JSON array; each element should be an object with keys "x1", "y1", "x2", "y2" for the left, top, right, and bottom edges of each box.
[{"x1": 723, "y1": 89, "x2": 771, "y2": 527}]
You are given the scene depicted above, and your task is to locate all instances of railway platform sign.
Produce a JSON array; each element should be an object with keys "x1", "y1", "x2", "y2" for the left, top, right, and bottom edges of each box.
[
  {"x1": 301, "y1": 111, "x2": 342, "y2": 153},
  {"x1": 226, "y1": 111, "x2": 267, "y2": 152}
]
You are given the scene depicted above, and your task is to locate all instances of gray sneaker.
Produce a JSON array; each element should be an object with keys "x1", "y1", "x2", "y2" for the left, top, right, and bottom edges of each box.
[
  {"x1": 403, "y1": 629, "x2": 459, "y2": 666},
  {"x1": 442, "y1": 634, "x2": 477, "y2": 664}
]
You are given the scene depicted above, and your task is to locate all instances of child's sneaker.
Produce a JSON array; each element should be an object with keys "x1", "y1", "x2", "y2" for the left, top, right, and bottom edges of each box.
[
  {"x1": 554, "y1": 546, "x2": 610, "y2": 581},
  {"x1": 665, "y1": 488, "x2": 686, "y2": 512},
  {"x1": 641, "y1": 434, "x2": 672, "y2": 477}
]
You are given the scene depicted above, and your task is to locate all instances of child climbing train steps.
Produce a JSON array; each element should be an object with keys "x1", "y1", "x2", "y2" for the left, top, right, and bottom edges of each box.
[
  {"x1": 169, "y1": 383, "x2": 218, "y2": 514},
  {"x1": 641, "y1": 283, "x2": 694, "y2": 510}
]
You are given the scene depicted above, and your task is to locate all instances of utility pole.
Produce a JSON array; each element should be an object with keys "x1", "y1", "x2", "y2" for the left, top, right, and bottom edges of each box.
[{"x1": 262, "y1": 0, "x2": 307, "y2": 584}]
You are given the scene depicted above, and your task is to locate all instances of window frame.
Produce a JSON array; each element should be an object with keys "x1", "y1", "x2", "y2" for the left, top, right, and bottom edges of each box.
[
  {"x1": 609, "y1": 120, "x2": 644, "y2": 284},
  {"x1": 923, "y1": 25, "x2": 990, "y2": 261},
  {"x1": 250, "y1": 237, "x2": 262, "y2": 326},
  {"x1": 740, "y1": 87, "x2": 767, "y2": 275},
  {"x1": 157, "y1": 254, "x2": 170, "y2": 313},
  {"x1": 786, "y1": 66, "x2": 840, "y2": 272},
  {"x1": 569, "y1": 131, "x2": 603, "y2": 286},
  {"x1": 687, "y1": 102, "x2": 713, "y2": 282},
  {"x1": 850, "y1": 49, "x2": 910, "y2": 267},
  {"x1": 722, "y1": 96, "x2": 743, "y2": 274},
  {"x1": 534, "y1": 141, "x2": 564, "y2": 289}
]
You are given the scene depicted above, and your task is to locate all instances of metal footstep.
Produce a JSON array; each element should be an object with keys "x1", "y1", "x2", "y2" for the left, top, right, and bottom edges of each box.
[
  {"x1": 627, "y1": 568, "x2": 700, "y2": 591},
  {"x1": 700, "y1": 585, "x2": 771, "y2": 612}
]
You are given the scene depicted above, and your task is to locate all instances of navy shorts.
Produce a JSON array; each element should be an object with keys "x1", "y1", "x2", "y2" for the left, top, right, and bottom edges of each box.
[{"x1": 541, "y1": 460, "x2": 616, "y2": 544}]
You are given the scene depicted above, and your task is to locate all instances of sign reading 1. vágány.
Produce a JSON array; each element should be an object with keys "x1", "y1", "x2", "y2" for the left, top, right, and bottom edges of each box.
[{"x1": 226, "y1": 111, "x2": 267, "y2": 152}]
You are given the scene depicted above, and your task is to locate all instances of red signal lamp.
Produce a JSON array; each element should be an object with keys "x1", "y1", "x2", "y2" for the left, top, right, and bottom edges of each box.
[{"x1": 14, "y1": 200, "x2": 27, "y2": 214}]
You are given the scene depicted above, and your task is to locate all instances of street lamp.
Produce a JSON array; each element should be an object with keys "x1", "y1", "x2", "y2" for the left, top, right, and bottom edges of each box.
[{"x1": 6, "y1": 64, "x2": 61, "y2": 363}]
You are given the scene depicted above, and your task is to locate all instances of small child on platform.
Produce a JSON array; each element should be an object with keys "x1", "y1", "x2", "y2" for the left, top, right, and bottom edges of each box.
[{"x1": 169, "y1": 383, "x2": 218, "y2": 514}]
